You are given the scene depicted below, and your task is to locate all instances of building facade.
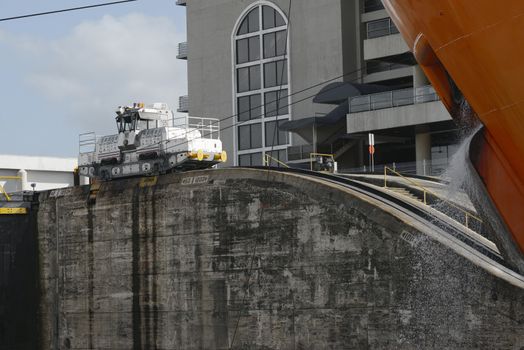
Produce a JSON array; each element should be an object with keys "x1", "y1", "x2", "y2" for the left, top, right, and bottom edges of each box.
[
  {"x1": 0, "y1": 155, "x2": 80, "y2": 193},
  {"x1": 176, "y1": 0, "x2": 459, "y2": 175}
]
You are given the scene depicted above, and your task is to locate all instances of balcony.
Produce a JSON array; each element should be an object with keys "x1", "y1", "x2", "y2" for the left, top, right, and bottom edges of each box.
[
  {"x1": 363, "y1": 33, "x2": 409, "y2": 61},
  {"x1": 349, "y1": 85, "x2": 439, "y2": 113},
  {"x1": 347, "y1": 85, "x2": 451, "y2": 133},
  {"x1": 177, "y1": 95, "x2": 189, "y2": 113},
  {"x1": 176, "y1": 0, "x2": 186, "y2": 6},
  {"x1": 364, "y1": 0, "x2": 385, "y2": 13},
  {"x1": 177, "y1": 42, "x2": 188, "y2": 60},
  {"x1": 366, "y1": 18, "x2": 399, "y2": 39}
]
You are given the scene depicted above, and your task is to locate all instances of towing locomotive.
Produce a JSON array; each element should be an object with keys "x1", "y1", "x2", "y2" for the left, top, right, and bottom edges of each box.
[{"x1": 78, "y1": 102, "x2": 226, "y2": 180}]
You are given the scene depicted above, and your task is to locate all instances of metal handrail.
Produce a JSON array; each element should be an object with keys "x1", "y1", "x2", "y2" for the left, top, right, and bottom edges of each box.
[
  {"x1": 264, "y1": 154, "x2": 289, "y2": 168},
  {"x1": 383, "y1": 166, "x2": 482, "y2": 229},
  {"x1": 349, "y1": 85, "x2": 439, "y2": 113}
]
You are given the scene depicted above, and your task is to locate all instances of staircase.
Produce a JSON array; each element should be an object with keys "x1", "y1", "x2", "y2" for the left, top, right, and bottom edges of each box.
[{"x1": 387, "y1": 187, "x2": 423, "y2": 203}]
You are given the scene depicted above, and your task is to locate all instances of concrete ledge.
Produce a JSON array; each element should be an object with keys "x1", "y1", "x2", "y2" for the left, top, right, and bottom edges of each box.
[
  {"x1": 364, "y1": 34, "x2": 409, "y2": 60},
  {"x1": 347, "y1": 101, "x2": 452, "y2": 133},
  {"x1": 363, "y1": 66, "x2": 413, "y2": 84},
  {"x1": 361, "y1": 9, "x2": 389, "y2": 23}
]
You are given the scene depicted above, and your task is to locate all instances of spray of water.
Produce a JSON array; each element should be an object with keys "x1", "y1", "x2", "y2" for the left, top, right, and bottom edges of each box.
[{"x1": 398, "y1": 100, "x2": 495, "y2": 347}]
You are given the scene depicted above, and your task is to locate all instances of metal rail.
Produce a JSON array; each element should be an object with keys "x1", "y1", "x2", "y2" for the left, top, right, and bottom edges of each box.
[
  {"x1": 383, "y1": 166, "x2": 482, "y2": 230},
  {"x1": 263, "y1": 154, "x2": 289, "y2": 168},
  {"x1": 250, "y1": 166, "x2": 514, "y2": 272}
]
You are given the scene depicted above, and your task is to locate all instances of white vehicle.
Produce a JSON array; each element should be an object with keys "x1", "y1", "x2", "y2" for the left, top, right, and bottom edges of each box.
[{"x1": 78, "y1": 102, "x2": 226, "y2": 180}]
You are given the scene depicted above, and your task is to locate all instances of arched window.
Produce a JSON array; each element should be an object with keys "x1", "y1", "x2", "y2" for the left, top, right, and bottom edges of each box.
[{"x1": 233, "y1": 3, "x2": 290, "y2": 166}]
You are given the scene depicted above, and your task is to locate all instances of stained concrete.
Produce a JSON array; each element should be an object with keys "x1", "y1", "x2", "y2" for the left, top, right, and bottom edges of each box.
[
  {"x1": 31, "y1": 168, "x2": 524, "y2": 349},
  {"x1": 0, "y1": 207, "x2": 39, "y2": 349}
]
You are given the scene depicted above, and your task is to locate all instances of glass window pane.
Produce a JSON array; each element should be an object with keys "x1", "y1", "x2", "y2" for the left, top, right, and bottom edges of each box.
[
  {"x1": 263, "y1": 6, "x2": 275, "y2": 29},
  {"x1": 249, "y1": 65, "x2": 260, "y2": 91},
  {"x1": 238, "y1": 125, "x2": 250, "y2": 150},
  {"x1": 264, "y1": 62, "x2": 276, "y2": 88},
  {"x1": 265, "y1": 91, "x2": 277, "y2": 117},
  {"x1": 237, "y1": 67, "x2": 249, "y2": 93},
  {"x1": 238, "y1": 96, "x2": 250, "y2": 121},
  {"x1": 250, "y1": 94, "x2": 261, "y2": 120},
  {"x1": 275, "y1": 11, "x2": 286, "y2": 27},
  {"x1": 276, "y1": 30, "x2": 287, "y2": 56},
  {"x1": 251, "y1": 152, "x2": 263, "y2": 166},
  {"x1": 265, "y1": 89, "x2": 288, "y2": 117},
  {"x1": 277, "y1": 89, "x2": 288, "y2": 115},
  {"x1": 276, "y1": 60, "x2": 288, "y2": 85},
  {"x1": 267, "y1": 149, "x2": 287, "y2": 166},
  {"x1": 238, "y1": 17, "x2": 248, "y2": 35},
  {"x1": 248, "y1": 8, "x2": 259, "y2": 33},
  {"x1": 237, "y1": 39, "x2": 249, "y2": 64},
  {"x1": 265, "y1": 121, "x2": 277, "y2": 146},
  {"x1": 263, "y1": 33, "x2": 276, "y2": 59},
  {"x1": 278, "y1": 149, "x2": 287, "y2": 162},
  {"x1": 251, "y1": 123, "x2": 262, "y2": 148},
  {"x1": 239, "y1": 154, "x2": 251, "y2": 166},
  {"x1": 278, "y1": 120, "x2": 288, "y2": 144},
  {"x1": 248, "y1": 36, "x2": 260, "y2": 61}
]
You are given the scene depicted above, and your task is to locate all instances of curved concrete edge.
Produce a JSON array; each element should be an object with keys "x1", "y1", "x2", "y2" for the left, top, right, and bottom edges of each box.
[
  {"x1": 230, "y1": 168, "x2": 524, "y2": 289},
  {"x1": 318, "y1": 175, "x2": 524, "y2": 290},
  {"x1": 44, "y1": 167, "x2": 524, "y2": 289},
  {"x1": 353, "y1": 178, "x2": 499, "y2": 254}
]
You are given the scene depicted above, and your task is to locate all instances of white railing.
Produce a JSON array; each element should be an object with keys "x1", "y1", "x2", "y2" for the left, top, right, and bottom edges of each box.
[
  {"x1": 341, "y1": 159, "x2": 446, "y2": 177},
  {"x1": 79, "y1": 132, "x2": 97, "y2": 154},
  {"x1": 349, "y1": 85, "x2": 440, "y2": 113},
  {"x1": 188, "y1": 117, "x2": 220, "y2": 140}
]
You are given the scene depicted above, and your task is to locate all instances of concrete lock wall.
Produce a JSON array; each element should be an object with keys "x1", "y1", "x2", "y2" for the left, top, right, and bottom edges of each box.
[
  {"x1": 33, "y1": 169, "x2": 523, "y2": 349},
  {"x1": 0, "y1": 212, "x2": 39, "y2": 348}
]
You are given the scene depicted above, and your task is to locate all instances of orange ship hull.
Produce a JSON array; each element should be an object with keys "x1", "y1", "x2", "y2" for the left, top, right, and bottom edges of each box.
[{"x1": 382, "y1": 0, "x2": 524, "y2": 269}]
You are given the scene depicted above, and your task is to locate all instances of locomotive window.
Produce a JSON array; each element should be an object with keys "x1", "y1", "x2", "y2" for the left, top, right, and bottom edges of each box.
[
  {"x1": 117, "y1": 115, "x2": 139, "y2": 132},
  {"x1": 137, "y1": 119, "x2": 148, "y2": 130}
]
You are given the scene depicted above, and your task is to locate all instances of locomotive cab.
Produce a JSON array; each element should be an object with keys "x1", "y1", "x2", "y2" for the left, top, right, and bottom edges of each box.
[{"x1": 115, "y1": 103, "x2": 172, "y2": 150}]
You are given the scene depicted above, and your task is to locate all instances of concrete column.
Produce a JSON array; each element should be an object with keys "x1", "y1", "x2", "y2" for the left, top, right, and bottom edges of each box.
[
  {"x1": 415, "y1": 132, "x2": 431, "y2": 175},
  {"x1": 413, "y1": 65, "x2": 429, "y2": 88},
  {"x1": 17, "y1": 169, "x2": 29, "y2": 192}
]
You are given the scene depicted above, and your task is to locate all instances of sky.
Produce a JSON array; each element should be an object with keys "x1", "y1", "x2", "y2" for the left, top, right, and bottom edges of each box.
[{"x1": 0, "y1": 0, "x2": 187, "y2": 157}]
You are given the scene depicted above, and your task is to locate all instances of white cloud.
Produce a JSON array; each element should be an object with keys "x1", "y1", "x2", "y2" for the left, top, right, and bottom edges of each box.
[{"x1": 3, "y1": 13, "x2": 187, "y2": 135}]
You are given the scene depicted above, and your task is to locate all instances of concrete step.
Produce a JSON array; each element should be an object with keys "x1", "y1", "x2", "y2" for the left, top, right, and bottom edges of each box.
[{"x1": 387, "y1": 187, "x2": 423, "y2": 202}]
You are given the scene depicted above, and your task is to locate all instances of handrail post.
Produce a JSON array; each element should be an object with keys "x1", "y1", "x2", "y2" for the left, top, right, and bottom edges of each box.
[
  {"x1": 423, "y1": 190, "x2": 427, "y2": 205},
  {"x1": 384, "y1": 166, "x2": 387, "y2": 188},
  {"x1": 465, "y1": 213, "x2": 469, "y2": 229}
]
